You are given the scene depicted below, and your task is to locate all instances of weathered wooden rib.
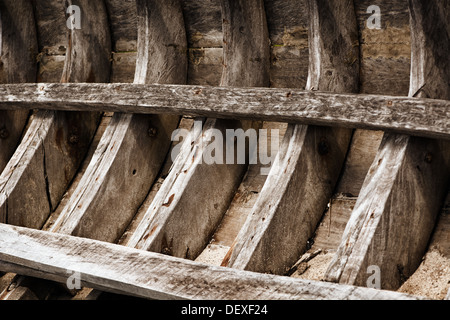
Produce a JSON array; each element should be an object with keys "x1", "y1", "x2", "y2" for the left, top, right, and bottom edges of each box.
[
  {"x1": 49, "y1": 0, "x2": 186, "y2": 244},
  {"x1": 221, "y1": 0, "x2": 358, "y2": 275},
  {"x1": 0, "y1": 0, "x2": 111, "y2": 300},
  {"x1": 325, "y1": 0, "x2": 450, "y2": 291},
  {"x1": 0, "y1": 83, "x2": 448, "y2": 140},
  {"x1": 0, "y1": 0, "x2": 110, "y2": 230},
  {"x1": 124, "y1": 0, "x2": 270, "y2": 260},
  {"x1": 0, "y1": 0, "x2": 37, "y2": 173},
  {"x1": 0, "y1": 223, "x2": 422, "y2": 300}
]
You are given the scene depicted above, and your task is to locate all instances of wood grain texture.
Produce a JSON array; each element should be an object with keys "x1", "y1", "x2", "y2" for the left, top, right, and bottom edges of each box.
[
  {"x1": 0, "y1": 0, "x2": 110, "y2": 229},
  {"x1": 222, "y1": 0, "x2": 358, "y2": 275},
  {"x1": 325, "y1": 0, "x2": 450, "y2": 290},
  {"x1": 0, "y1": 0, "x2": 37, "y2": 173},
  {"x1": 125, "y1": 0, "x2": 270, "y2": 261},
  {"x1": 0, "y1": 223, "x2": 422, "y2": 300},
  {"x1": 0, "y1": 0, "x2": 112, "y2": 300},
  {"x1": 0, "y1": 83, "x2": 448, "y2": 140},
  {"x1": 49, "y1": 0, "x2": 187, "y2": 244}
]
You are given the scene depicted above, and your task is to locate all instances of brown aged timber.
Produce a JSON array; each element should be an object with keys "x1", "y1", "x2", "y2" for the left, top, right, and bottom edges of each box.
[
  {"x1": 0, "y1": 0, "x2": 37, "y2": 173},
  {"x1": 0, "y1": 83, "x2": 448, "y2": 140},
  {"x1": 222, "y1": 0, "x2": 358, "y2": 274},
  {"x1": 49, "y1": 0, "x2": 187, "y2": 244},
  {"x1": 0, "y1": 0, "x2": 112, "y2": 300},
  {"x1": 0, "y1": 223, "x2": 422, "y2": 300},
  {"x1": 0, "y1": 0, "x2": 110, "y2": 230},
  {"x1": 125, "y1": 0, "x2": 271, "y2": 260},
  {"x1": 325, "y1": 0, "x2": 450, "y2": 290}
]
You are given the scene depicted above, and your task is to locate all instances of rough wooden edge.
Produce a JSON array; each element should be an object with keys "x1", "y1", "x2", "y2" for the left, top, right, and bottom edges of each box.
[
  {"x1": 0, "y1": 0, "x2": 112, "y2": 300},
  {"x1": 222, "y1": 0, "x2": 358, "y2": 274},
  {"x1": 0, "y1": 0, "x2": 111, "y2": 232},
  {"x1": 324, "y1": 0, "x2": 450, "y2": 290},
  {"x1": 49, "y1": 0, "x2": 187, "y2": 244},
  {"x1": 0, "y1": 0, "x2": 37, "y2": 173},
  {"x1": 0, "y1": 83, "x2": 448, "y2": 140},
  {"x1": 124, "y1": 0, "x2": 271, "y2": 260},
  {"x1": 0, "y1": 223, "x2": 423, "y2": 300}
]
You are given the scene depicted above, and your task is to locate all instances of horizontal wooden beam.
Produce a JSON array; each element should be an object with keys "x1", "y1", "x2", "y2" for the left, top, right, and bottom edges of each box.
[
  {"x1": 0, "y1": 223, "x2": 421, "y2": 300},
  {"x1": 0, "y1": 83, "x2": 448, "y2": 140}
]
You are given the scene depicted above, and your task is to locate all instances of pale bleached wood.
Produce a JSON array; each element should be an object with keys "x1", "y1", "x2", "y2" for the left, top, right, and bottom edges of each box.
[
  {"x1": 221, "y1": 0, "x2": 358, "y2": 274},
  {"x1": 50, "y1": 0, "x2": 187, "y2": 244},
  {"x1": 124, "y1": 0, "x2": 270, "y2": 260},
  {"x1": 0, "y1": 83, "x2": 448, "y2": 140},
  {"x1": 0, "y1": 223, "x2": 422, "y2": 300},
  {"x1": 325, "y1": 0, "x2": 450, "y2": 290},
  {"x1": 0, "y1": 0, "x2": 37, "y2": 173},
  {"x1": 0, "y1": 0, "x2": 111, "y2": 231}
]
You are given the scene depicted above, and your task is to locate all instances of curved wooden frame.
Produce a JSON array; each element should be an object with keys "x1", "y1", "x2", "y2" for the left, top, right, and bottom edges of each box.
[
  {"x1": 50, "y1": 0, "x2": 187, "y2": 243},
  {"x1": 222, "y1": 0, "x2": 359, "y2": 275},
  {"x1": 325, "y1": 0, "x2": 450, "y2": 291},
  {"x1": 125, "y1": 0, "x2": 271, "y2": 261},
  {"x1": 0, "y1": 0, "x2": 110, "y2": 230},
  {"x1": 0, "y1": 0, "x2": 37, "y2": 173}
]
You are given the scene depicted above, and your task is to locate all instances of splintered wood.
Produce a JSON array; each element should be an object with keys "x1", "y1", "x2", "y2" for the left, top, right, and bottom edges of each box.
[{"x1": 0, "y1": 0, "x2": 448, "y2": 301}]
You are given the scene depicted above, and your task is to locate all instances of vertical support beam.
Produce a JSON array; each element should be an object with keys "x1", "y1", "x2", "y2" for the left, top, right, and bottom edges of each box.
[
  {"x1": 49, "y1": 0, "x2": 187, "y2": 243},
  {"x1": 325, "y1": 0, "x2": 450, "y2": 290},
  {"x1": 0, "y1": 0, "x2": 110, "y2": 230},
  {"x1": 125, "y1": 0, "x2": 270, "y2": 260},
  {"x1": 0, "y1": 0, "x2": 37, "y2": 173},
  {"x1": 222, "y1": 0, "x2": 359, "y2": 275}
]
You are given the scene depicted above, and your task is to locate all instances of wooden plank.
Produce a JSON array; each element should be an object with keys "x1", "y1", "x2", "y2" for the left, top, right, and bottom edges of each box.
[
  {"x1": 181, "y1": 0, "x2": 223, "y2": 48},
  {"x1": 0, "y1": 0, "x2": 112, "y2": 300},
  {"x1": 355, "y1": 0, "x2": 411, "y2": 96},
  {"x1": 325, "y1": 0, "x2": 450, "y2": 291},
  {"x1": 0, "y1": 223, "x2": 422, "y2": 300},
  {"x1": 0, "y1": 83, "x2": 448, "y2": 140},
  {"x1": 124, "y1": 0, "x2": 270, "y2": 261},
  {"x1": 0, "y1": 0, "x2": 37, "y2": 173},
  {"x1": 0, "y1": 0, "x2": 110, "y2": 228},
  {"x1": 221, "y1": 0, "x2": 358, "y2": 275},
  {"x1": 49, "y1": 0, "x2": 187, "y2": 244}
]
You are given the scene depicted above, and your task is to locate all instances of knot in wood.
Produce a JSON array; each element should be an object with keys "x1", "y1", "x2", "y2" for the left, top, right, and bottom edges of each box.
[
  {"x1": 69, "y1": 134, "x2": 79, "y2": 145},
  {"x1": 424, "y1": 152, "x2": 433, "y2": 164},
  {"x1": 0, "y1": 127, "x2": 9, "y2": 139}
]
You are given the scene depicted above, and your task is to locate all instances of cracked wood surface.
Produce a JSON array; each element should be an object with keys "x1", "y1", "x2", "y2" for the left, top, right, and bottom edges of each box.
[
  {"x1": 325, "y1": 0, "x2": 450, "y2": 291},
  {"x1": 0, "y1": 0, "x2": 112, "y2": 300},
  {"x1": 0, "y1": 83, "x2": 448, "y2": 140},
  {"x1": 125, "y1": 0, "x2": 271, "y2": 260},
  {"x1": 0, "y1": 0, "x2": 111, "y2": 231},
  {"x1": 50, "y1": 0, "x2": 187, "y2": 244},
  {"x1": 0, "y1": 0, "x2": 37, "y2": 173},
  {"x1": 0, "y1": 223, "x2": 422, "y2": 300},
  {"x1": 222, "y1": 0, "x2": 358, "y2": 275}
]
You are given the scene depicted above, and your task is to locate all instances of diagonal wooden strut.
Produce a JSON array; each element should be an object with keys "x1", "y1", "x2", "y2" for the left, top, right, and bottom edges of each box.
[
  {"x1": 325, "y1": 0, "x2": 450, "y2": 291},
  {"x1": 221, "y1": 0, "x2": 359, "y2": 275},
  {"x1": 0, "y1": 0, "x2": 37, "y2": 173},
  {"x1": 49, "y1": 0, "x2": 187, "y2": 244},
  {"x1": 0, "y1": 0, "x2": 112, "y2": 300},
  {"x1": 0, "y1": 0, "x2": 110, "y2": 230},
  {"x1": 125, "y1": 0, "x2": 271, "y2": 260}
]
